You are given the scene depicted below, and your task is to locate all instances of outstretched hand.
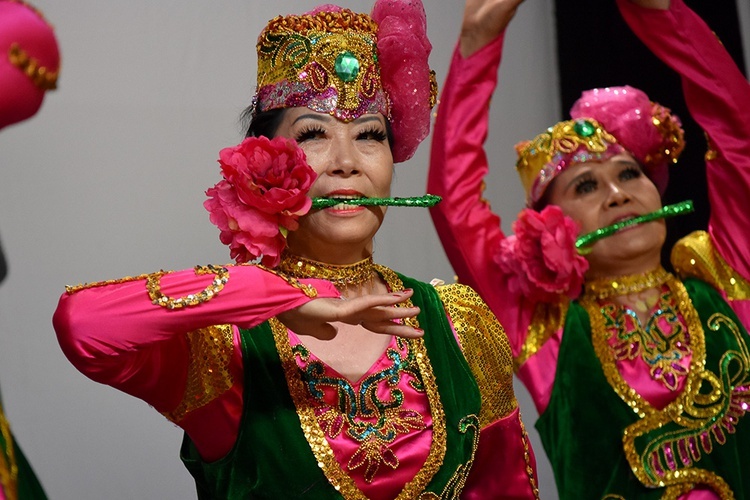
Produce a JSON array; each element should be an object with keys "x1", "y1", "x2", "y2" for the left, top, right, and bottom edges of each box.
[
  {"x1": 277, "y1": 289, "x2": 423, "y2": 341},
  {"x1": 460, "y1": 0, "x2": 526, "y2": 58}
]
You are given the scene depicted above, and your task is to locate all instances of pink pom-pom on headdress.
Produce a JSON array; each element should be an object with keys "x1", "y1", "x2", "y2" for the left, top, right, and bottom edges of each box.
[
  {"x1": 570, "y1": 85, "x2": 685, "y2": 194},
  {"x1": 371, "y1": 0, "x2": 436, "y2": 162}
]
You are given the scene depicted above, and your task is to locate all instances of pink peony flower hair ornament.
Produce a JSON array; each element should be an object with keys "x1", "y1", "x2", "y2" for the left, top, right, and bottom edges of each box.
[
  {"x1": 204, "y1": 136, "x2": 317, "y2": 268},
  {"x1": 496, "y1": 205, "x2": 589, "y2": 302},
  {"x1": 252, "y1": 0, "x2": 437, "y2": 163}
]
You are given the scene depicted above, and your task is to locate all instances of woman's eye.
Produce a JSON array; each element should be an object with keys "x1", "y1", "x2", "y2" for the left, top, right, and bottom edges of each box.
[
  {"x1": 296, "y1": 127, "x2": 326, "y2": 142},
  {"x1": 574, "y1": 179, "x2": 597, "y2": 195},
  {"x1": 619, "y1": 166, "x2": 642, "y2": 181},
  {"x1": 357, "y1": 128, "x2": 387, "y2": 142}
]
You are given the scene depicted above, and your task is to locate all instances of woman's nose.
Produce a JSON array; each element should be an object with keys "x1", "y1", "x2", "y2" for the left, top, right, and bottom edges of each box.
[
  {"x1": 326, "y1": 137, "x2": 360, "y2": 177},
  {"x1": 606, "y1": 183, "x2": 631, "y2": 207}
]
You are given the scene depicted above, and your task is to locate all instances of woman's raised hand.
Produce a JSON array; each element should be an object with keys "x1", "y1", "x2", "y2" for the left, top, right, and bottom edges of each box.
[
  {"x1": 276, "y1": 289, "x2": 423, "y2": 341},
  {"x1": 460, "y1": 0, "x2": 526, "y2": 58}
]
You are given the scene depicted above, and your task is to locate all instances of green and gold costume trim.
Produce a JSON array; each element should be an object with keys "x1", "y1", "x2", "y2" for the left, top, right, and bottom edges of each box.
[
  {"x1": 516, "y1": 298, "x2": 569, "y2": 368},
  {"x1": 0, "y1": 403, "x2": 18, "y2": 500}
]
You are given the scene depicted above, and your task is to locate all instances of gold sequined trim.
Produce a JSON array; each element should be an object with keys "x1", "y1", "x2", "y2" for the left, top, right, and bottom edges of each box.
[
  {"x1": 672, "y1": 230, "x2": 750, "y2": 300},
  {"x1": 516, "y1": 298, "x2": 569, "y2": 368},
  {"x1": 254, "y1": 264, "x2": 318, "y2": 298},
  {"x1": 419, "y1": 415, "x2": 479, "y2": 500},
  {"x1": 270, "y1": 264, "x2": 447, "y2": 499},
  {"x1": 584, "y1": 276, "x2": 743, "y2": 497},
  {"x1": 277, "y1": 253, "x2": 375, "y2": 290},
  {"x1": 147, "y1": 265, "x2": 229, "y2": 309},
  {"x1": 65, "y1": 271, "x2": 162, "y2": 294},
  {"x1": 8, "y1": 43, "x2": 58, "y2": 90},
  {"x1": 585, "y1": 267, "x2": 671, "y2": 300},
  {"x1": 435, "y1": 284, "x2": 517, "y2": 426},
  {"x1": 164, "y1": 324, "x2": 236, "y2": 423},
  {"x1": 520, "y1": 416, "x2": 541, "y2": 499},
  {"x1": 0, "y1": 403, "x2": 18, "y2": 500}
]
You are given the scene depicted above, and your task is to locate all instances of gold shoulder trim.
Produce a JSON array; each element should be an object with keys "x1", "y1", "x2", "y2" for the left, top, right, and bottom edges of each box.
[
  {"x1": 516, "y1": 298, "x2": 569, "y2": 368},
  {"x1": 436, "y1": 283, "x2": 517, "y2": 426},
  {"x1": 164, "y1": 324, "x2": 235, "y2": 423},
  {"x1": 671, "y1": 230, "x2": 750, "y2": 300}
]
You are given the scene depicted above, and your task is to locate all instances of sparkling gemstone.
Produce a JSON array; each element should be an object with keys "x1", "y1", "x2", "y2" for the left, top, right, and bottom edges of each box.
[
  {"x1": 574, "y1": 119, "x2": 596, "y2": 137},
  {"x1": 334, "y1": 51, "x2": 360, "y2": 82}
]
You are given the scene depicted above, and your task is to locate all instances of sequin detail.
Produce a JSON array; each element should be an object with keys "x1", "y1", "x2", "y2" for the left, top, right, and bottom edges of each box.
[
  {"x1": 672, "y1": 230, "x2": 750, "y2": 301},
  {"x1": 147, "y1": 265, "x2": 229, "y2": 309},
  {"x1": 599, "y1": 287, "x2": 691, "y2": 391},
  {"x1": 255, "y1": 9, "x2": 389, "y2": 122},
  {"x1": 584, "y1": 276, "x2": 748, "y2": 497},
  {"x1": 8, "y1": 42, "x2": 58, "y2": 90},
  {"x1": 419, "y1": 415, "x2": 479, "y2": 500},
  {"x1": 435, "y1": 284, "x2": 517, "y2": 426},
  {"x1": 517, "y1": 298, "x2": 569, "y2": 368},
  {"x1": 0, "y1": 403, "x2": 18, "y2": 500},
  {"x1": 164, "y1": 325, "x2": 235, "y2": 423},
  {"x1": 293, "y1": 338, "x2": 425, "y2": 483},
  {"x1": 269, "y1": 264, "x2": 447, "y2": 499}
]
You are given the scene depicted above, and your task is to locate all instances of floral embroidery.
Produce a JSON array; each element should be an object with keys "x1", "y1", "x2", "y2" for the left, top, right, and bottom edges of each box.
[
  {"x1": 601, "y1": 288, "x2": 691, "y2": 391},
  {"x1": 585, "y1": 276, "x2": 750, "y2": 497},
  {"x1": 293, "y1": 339, "x2": 427, "y2": 483}
]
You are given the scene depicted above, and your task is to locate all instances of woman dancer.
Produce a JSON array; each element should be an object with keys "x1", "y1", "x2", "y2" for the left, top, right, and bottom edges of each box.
[
  {"x1": 53, "y1": 1, "x2": 539, "y2": 498},
  {"x1": 428, "y1": 0, "x2": 750, "y2": 497}
]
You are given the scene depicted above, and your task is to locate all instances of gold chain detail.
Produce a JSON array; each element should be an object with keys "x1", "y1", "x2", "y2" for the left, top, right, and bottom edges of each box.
[
  {"x1": 65, "y1": 272, "x2": 161, "y2": 294},
  {"x1": 8, "y1": 43, "x2": 58, "y2": 90},
  {"x1": 146, "y1": 265, "x2": 229, "y2": 309},
  {"x1": 0, "y1": 403, "x2": 18, "y2": 500},
  {"x1": 520, "y1": 416, "x2": 541, "y2": 499},
  {"x1": 584, "y1": 267, "x2": 671, "y2": 300},
  {"x1": 269, "y1": 264, "x2": 447, "y2": 499},
  {"x1": 253, "y1": 264, "x2": 318, "y2": 298},
  {"x1": 278, "y1": 253, "x2": 375, "y2": 290}
]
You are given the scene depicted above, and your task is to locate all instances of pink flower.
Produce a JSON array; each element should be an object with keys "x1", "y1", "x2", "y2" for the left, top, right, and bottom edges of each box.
[
  {"x1": 204, "y1": 137, "x2": 317, "y2": 267},
  {"x1": 496, "y1": 205, "x2": 589, "y2": 302}
]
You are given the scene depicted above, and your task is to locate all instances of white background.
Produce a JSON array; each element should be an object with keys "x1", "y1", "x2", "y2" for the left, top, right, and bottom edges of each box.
[{"x1": 1, "y1": 1, "x2": 748, "y2": 498}]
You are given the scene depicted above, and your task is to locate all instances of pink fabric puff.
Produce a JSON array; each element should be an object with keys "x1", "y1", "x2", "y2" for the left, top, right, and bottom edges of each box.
[
  {"x1": 570, "y1": 86, "x2": 683, "y2": 194},
  {"x1": 0, "y1": 1, "x2": 60, "y2": 130},
  {"x1": 371, "y1": 0, "x2": 433, "y2": 163}
]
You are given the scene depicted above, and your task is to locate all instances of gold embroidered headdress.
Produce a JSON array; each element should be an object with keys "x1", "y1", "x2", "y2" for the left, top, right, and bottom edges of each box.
[
  {"x1": 252, "y1": 1, "x2": 437, "y2": 163},
  {"x1": 515, "y1": 86, "x2": 685, "y2": 206}
]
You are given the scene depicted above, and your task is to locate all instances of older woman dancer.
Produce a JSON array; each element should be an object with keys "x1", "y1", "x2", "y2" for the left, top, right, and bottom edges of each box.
[
  {"x1": 428, "y1": 0, "x2": 750, "y2": 498},
  {"x1": 53, "y1": 1, "x2": 539, "y2": 498}
]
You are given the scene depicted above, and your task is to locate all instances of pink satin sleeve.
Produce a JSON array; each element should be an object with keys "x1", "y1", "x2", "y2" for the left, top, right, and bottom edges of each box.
[
  {"x1": 462, "y1": 407, "x2": 538, "y2": 499},
  {"x1": 428, "y1": 36, "x2": 536, "y2": 358},
  {"x1": 53, "y1": 265, "x2": 339, "y2": 460},
  {"x1": 617, "y1": 0, "x2": 750, "y2": 282}
]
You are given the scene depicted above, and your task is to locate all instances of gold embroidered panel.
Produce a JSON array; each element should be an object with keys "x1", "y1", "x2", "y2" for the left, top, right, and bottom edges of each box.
[
  {"x1": 672, "y1": 230, "x2": 750, "y2": 300},
  {"x1": 516, "y1": 298, "x2": 569, "y2": 368},
  {"x1": 436, "y1": 284, "x2": 517, "y2": 427},
  {"x1": 164, "y1": 324, "x2": 235, "y2": 423}
]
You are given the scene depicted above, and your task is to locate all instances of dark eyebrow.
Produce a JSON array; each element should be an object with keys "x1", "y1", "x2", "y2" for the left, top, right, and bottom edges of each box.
[{"x1": 292, "y1": 113, "x2": 333, "y2": 125}]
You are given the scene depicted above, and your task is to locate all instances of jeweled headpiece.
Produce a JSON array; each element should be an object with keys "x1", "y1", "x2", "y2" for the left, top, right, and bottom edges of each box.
[
  {"x1": 0, "y1": 0, "x2": 60, "y2": 129},
  {"x1": 516, "y1": 85, "x2": 685, "y2": 205},
  {"x1": 253, "y1": 0, "x2": 437, "y2": 163}
]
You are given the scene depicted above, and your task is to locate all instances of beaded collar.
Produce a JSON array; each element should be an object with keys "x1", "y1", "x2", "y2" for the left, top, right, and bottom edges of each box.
[
  {"x1": 584, "y1": 267, "x2": 671, "y2": 300},
  {"x1": 278, "y1": 252, "x2": 376, "y2": 289}
]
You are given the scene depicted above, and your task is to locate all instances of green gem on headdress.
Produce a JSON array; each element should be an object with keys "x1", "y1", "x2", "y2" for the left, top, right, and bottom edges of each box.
[
  {"x1": 334, "y1": 51, "x2": 360, "y2": 82},
  {"x1": 573, "y1": 119, "x2": 596, "y2": 137}
]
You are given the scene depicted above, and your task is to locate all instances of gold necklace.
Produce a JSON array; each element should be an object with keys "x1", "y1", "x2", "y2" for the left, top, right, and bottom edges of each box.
[
  {"x1": 584, "y1": 267, "x2": 671, "y2": 300},
  {"x1": 278, "y1": 252, "x2": 376, "y2": 289}
]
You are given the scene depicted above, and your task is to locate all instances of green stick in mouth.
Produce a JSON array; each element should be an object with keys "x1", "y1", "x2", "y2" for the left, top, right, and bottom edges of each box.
[{"x1": 311, "y1": 194, "x2": 442, "y2": 209}]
